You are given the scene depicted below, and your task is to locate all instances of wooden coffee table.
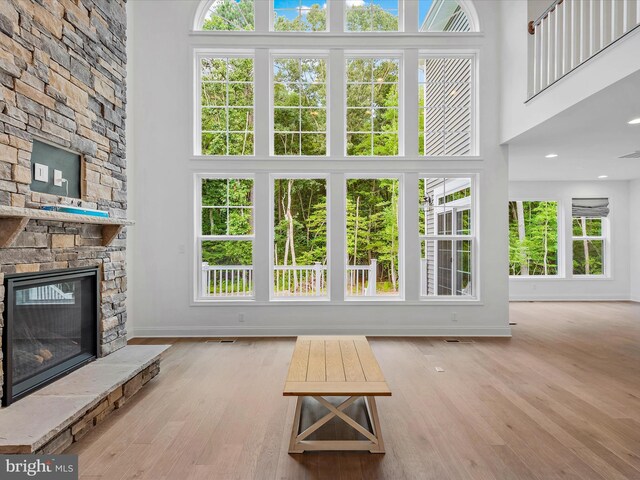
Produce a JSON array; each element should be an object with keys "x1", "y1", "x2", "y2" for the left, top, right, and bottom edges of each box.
[{"x1": 283, "y1": 335, "x2": 391, "y2": 453}]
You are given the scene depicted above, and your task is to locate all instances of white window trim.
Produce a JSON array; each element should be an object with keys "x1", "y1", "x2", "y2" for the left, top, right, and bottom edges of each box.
[
  {"x1": 269, "y1": 51, "x2": 331, "y2": 157},
  {"x1": 194, "y1": 173, "x2": 256, "y2": 302},
  {"x1": 419, "y1": 174, "x2": 478, "y2": 300},
  {"x1": 344, "y1": 173, "x2": 405, "y2": 301},
  {"x1": 571, "y1": 215, "x2": 609, "y2": 278},
  {"x1": 269, "y1": 173, "x2": 331, "y2": 301}
]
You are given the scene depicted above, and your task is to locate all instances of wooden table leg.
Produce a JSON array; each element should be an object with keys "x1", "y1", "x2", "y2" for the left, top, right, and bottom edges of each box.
[
  {"x1": 288, "y1": 396, "x2": 304, "y2": 454},
  {"x1": 365, "y1": 396, "x2": 385, "y2": 453}
]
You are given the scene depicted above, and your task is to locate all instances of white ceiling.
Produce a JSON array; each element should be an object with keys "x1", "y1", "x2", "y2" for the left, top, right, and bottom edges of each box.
[{"x1": 507, "y1": 70, "x2": 640, "y2": 182}]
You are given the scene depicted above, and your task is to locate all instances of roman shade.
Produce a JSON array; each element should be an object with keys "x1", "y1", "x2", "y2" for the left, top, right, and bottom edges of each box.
[{"x1": 572, "y1": 198, "x2": 609, "y2": 218}]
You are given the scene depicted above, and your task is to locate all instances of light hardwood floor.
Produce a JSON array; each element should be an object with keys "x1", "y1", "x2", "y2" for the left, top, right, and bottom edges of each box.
[{"x1": 68, "y1": 302, "x2": 640, "y2": 479}]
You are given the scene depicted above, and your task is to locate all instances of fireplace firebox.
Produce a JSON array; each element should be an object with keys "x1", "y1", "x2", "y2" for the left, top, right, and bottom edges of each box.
[{"x1": 2, "y1": 267, "x2": 99, "y2": 406}]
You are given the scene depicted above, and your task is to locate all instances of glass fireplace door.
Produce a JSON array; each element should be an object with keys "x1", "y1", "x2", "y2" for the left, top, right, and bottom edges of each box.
[{"x1": 3, "y1": 267, "x2": 98, "y2": 405}]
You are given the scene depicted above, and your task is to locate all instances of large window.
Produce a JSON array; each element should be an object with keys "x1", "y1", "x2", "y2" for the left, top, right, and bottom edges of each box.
[
  {"x1": 508, "y1": 201, "x2": 559, "y2": 276},
  {"x1": 199, "y1": 177, "x2": 254, "y2": 299},
  {"x1": 273, "y1": 56, "x2": 327, "y2": 156},
  {"x1": 346, "y1": 56, "x2": 400, "y2": 156},
  {"x1": 419, "y1": 55, "x2": 473, "y2": 156},
  {"x1": 199, "y1": 55, "x2": 254, "y2": 156},
  {"x1": 192, "y1": 0, "x2": 481, "y2": 303},
  {"x1": 272, "y1": 177, "x2": 328, "y2": 298},
  {"x1": 419, "y1": 177, "x2": 475, "y2": 297},
  {"x1": 346, "y1": 177, "x2": 401, "y2": 298},
  {"x1": 572, "y1": 198, "x2": 608, "y2": 276}
]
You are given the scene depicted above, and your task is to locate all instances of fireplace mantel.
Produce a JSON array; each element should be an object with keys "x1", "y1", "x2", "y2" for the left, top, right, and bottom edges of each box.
[{"x1": 0, "y1": 206, "x2": 134, "y2": 248}]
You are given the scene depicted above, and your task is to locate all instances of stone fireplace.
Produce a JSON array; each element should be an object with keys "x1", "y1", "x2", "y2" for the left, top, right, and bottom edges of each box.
[{"x1": 0, "y1": 0, "x2": 129, "y2": 403}]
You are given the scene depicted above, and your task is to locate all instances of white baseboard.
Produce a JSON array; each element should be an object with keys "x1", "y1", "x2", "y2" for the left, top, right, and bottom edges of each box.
[
  {"x1": 130, "y1": 324, "x2": 512, "y2": 338},
  {"x1": 509, "y1": 294, "x2": 630, "y2": 301}
]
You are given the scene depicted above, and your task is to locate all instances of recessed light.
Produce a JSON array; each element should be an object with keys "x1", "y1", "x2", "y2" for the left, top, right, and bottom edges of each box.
[
  {"x1": 628, "y1": 118, "x2": 640, "y2": 125},
  {"x1": 545, "y1": 153, "x2": 558, "y2": 158},
  {"x1": 598, "y1": 175, "x2": 608, "y2": 179}
]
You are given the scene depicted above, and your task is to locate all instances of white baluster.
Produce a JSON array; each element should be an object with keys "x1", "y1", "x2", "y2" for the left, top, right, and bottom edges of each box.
[
  {"x1": 601, "y1": 0, "x2": 612, "y2": 48},
  {"x1": 612, "y1": 0, "x2": 624, "y2": 37},
  {"x1": 590, "y1": 0, "x2": 600, "y2": 56},
  {"x1": 580, "y1": 0, "x2": 590, "y2": 63},
  {"x1": 555, "y1": 4, "x2": 563, "y2": 80},
  {"x1": 534, "y1": 23, "x2": 541, "y2": 94},
  {"x1": 572, "y1": 0, "x2": 581, "y2": 67},
  {"x1": 549, "y1": 8, "x2": 556, "y2": 84},
  {"x1": 562, "y1": 1, "x2": 571, "y2": 76},
  {"x1": 540, "y1": 20, "x2": 548, "y2": 88}
]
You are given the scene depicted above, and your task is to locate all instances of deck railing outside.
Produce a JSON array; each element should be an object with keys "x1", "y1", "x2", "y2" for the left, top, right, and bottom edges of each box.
[
  {"x1": 346, "y1": 259, "x2": 377, "y2": 297},
  {"x1": 529, "y1": 0, "x2": 640, "y2": 97},
  {"x1": 201, "y1": 261, "x2": 381, "y2": 298},
  {"x1": 274, "y1": 263, "x2": 327, "y2": 297},
  {"x1": 202, "y1": 264, "x2": 254, "y2": 298}
]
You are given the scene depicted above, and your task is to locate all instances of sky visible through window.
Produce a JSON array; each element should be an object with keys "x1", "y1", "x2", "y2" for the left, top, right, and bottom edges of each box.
[
  {"x1": 272, "y1": 0, "x2": 435, "y2": 23},
  {"x1": 419, "y1": 0, "x2": 434, "y2": 25},
  {"x1": 273, "y1": 0, "x2": 325, "y2": 20}
]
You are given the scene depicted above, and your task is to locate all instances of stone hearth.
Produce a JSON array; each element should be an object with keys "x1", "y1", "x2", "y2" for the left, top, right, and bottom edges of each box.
[{"x1": 0, "y1": 345, "x2": 169, "y2": 454}]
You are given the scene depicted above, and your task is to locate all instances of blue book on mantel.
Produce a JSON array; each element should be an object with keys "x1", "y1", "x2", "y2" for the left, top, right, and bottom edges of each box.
[{"x1": 41, "y1": 205, "x2": 110, "y2": 218}]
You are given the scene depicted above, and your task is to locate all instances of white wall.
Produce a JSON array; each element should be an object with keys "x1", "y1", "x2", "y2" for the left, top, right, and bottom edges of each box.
[
  {"x1": 126, "y1": 0, "x2": 510, "y2": 337},
  {"x1": 125, "y1": 0, "x2": 136, "y2": 339},
  {"x1": 630, "y1": 179, "x2": 640, "y2": 302},
  {"x1": 509, "y1": 181, "x2": 631, "y2": 301},
  {"x1": 499, "y1": 1, "x2": 640, "y2": 144}
]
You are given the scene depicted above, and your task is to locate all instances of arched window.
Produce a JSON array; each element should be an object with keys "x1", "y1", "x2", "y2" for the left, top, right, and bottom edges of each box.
[
  {"x1": 419, "y1": 0, "x2": 478, "y2": 32},
  {"x1": 196, "y1": 0, "x2": 254, "y2": 31}
]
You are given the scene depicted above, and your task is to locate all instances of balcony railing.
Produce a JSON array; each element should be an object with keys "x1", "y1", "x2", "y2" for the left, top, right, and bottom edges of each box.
[
  {"x1": 201, "y1": 261, "x2": 381, "y2": 298},
  {"x1": 529, "y1": 0, "x2": 640, "y2": 97}
]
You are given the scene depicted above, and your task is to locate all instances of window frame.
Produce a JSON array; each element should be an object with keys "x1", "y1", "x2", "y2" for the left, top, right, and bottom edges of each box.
[
  {"x1": 571, "y1": 215, "x2": 608, "y2": 277},
  {"x1": 344, "y1": 0, "x2": 404, "y2": 33},
  {"x1": 344, "y1": 51, "x2": 404, "y2": 157},
  {"x1": 419, "y1": 174, "x2": 478, "y2": 300},
  {"x1": 344, "y1": 173, "x2": 405, "y2": 301},
  {"x1": 195, "y1": 173, "x2": 256, "y2": 302},
  {"x1": 270, "y1": 51, "x2": 331, "y2": 157},
  {"x1": 194, "y1": 49, "x2": 256, "y2": 157},
  {"x1": 508, "y1": 198, "x2": 564, "y2": 279},
  {"x1": 189, "y1": 1, "x2": 483, "y2": 305},
  {"x1": 269, "y1": 173, "x2": 331, "y2": 301}
]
